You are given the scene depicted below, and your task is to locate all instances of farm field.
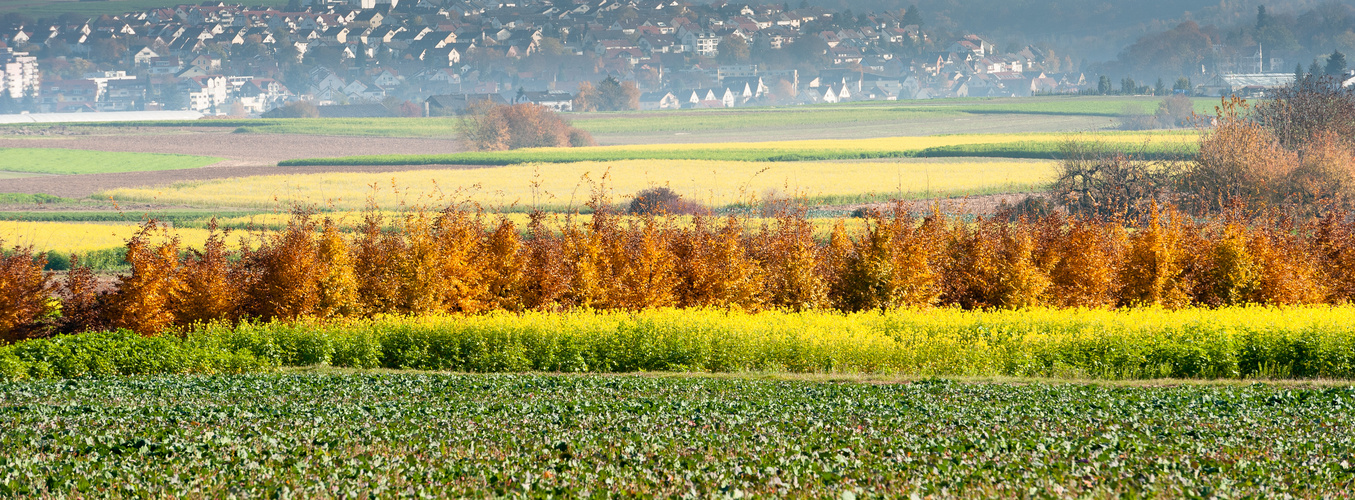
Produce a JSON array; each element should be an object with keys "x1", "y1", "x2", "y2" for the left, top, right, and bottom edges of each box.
[
  {"x1": 278, "y1": 130, "x2": 1195, "y2": 167},
  {"x1": 0, "y1": 373, "x2": 1350, "y2": 497},
  {"x1": 0, "y1": 220, "x2": 226, "y2": 254},
  {"x1": 0, "y1": 147, "x2": 223, "y2": 175},
  {"x1": 569, "y1": 96, "x2": 1217, "y2": 136},
  {"x1": 100, "y1": 158, "x2": 1058, "y2": 211},
  {"x1": 0, "y1": 129, "x2": 468, "y2": 167},
  {"x1": 37, "y1": 96, "x2": 1213, "y2": 142},
  {"x1": 0, "y1": 219, "x2": 244, "y2": 270},
  {"x1": 5, "y1": 307, "x2": 1353, "y2": 380}
]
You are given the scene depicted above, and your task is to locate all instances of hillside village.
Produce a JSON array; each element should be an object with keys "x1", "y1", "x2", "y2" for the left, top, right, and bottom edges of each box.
[{"x1": 0, "y1": 0, "x2": 1093, "y2": 116}]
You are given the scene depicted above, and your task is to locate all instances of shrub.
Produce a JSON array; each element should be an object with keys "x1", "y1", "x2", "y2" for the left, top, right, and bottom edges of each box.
[
  {"x1": 1184, "y1": 97, "x2": 1299, "y2": 212},
  {"x1": 1051, "y1": 140, "x2": 1180, "y2": 220},
  {"x1": 105, "y1": 222, "x2": 182, "y2": 336},
  {"x1": 628, "y1": 187, "x2": 706, "y2": 215},
  {"x1": 173, "y1": 220, "x2": 241, "y2": 326},
  {"x1": 0, "y1": 242, "x2": 56, "y2": 343},
  {"x1": 1117, "y1": 207, "x2": 1191, "y2": 307},
  {"x1": 245, "y1": 212, "x2": 327, "y2": 320},
  {"x1": 1154, "y1": 94, "x2": 1198, "y2": 128},
  {"x1": 56, "y1": 255, "x2": 105, "y2": 335},
  {"x1": 994, "y1": 195, "x2": 1054, "y2": 222},
  {"x1": 458, "y1": 102, "x2": 597, "y2": 151},
  {"x1": 755, "y1": 211, "x2": 828, "y2": 310},
  {"x1": 573, "y1": 76, "x2": 640, "y2": 112},
  {"x1": 1287, "y1": 131, "x2": 1355, "y2": 206},
  {"x1": 1253, "y1": 75, "x2": 1355, "y2": 148}
]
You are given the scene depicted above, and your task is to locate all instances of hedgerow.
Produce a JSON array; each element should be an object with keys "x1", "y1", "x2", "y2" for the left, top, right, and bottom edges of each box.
[{"x1": 5, "y1": 201, "x2": 1355, "y2": 342}]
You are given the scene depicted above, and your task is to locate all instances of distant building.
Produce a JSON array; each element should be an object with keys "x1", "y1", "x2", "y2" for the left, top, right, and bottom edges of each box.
[
  {"x1": 425, "y1": 93, "x2": 508, "y2": 116},
  {"x1": 512, "y1": 90, "x2": 574, "y2": 111},
  {"x1": 1214, "y1": 73, "x2": 1295, "y2": 97},
  {"x1": 0, "y1": 48, "x2": 39, "y2": 100}
]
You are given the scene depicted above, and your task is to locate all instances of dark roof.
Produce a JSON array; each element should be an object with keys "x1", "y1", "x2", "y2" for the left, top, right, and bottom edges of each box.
[
  {"x1": 316, "y1": 104, "x2": 394, "y2": 118},
  {"x1": 426, "y1": 93, "x2": 508, "y2": 110}
]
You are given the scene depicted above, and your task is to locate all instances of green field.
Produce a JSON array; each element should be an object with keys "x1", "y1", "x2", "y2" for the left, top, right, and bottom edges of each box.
[
  {"x1": 0, "y1": 373, "x2": 1349, "y2": 497},
  {"x1": 0, "y1": 193, "x2": 71, "y2": 205},
  {"x1": 6, "y1": 96, "x2": 1216, "y2": 139},
  {"x1": 0, "y1": 148, "x2": 222, "y2": 175},
  {"x1": 570, "y1": 96, "x2": 1217, "y2": 135}
]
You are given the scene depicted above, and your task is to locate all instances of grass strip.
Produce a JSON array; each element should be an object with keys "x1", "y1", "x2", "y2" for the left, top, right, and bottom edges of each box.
[{"x1": 0, "y1": 193, "x2": 73, "y2": 204}]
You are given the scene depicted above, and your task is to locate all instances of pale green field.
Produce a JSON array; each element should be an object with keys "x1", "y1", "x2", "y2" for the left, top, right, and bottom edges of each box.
[{"x1": 0, "y1": 148, "x2": 223, "y2": 175}]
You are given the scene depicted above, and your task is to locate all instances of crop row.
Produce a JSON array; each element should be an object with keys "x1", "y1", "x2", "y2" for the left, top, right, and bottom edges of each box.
[
  {"x1": 2, "y1": 307, "x2": 1353, "y2": 381},
  {"x1": 0, "y1": 373, "x2": 1351, "y2": 497}
]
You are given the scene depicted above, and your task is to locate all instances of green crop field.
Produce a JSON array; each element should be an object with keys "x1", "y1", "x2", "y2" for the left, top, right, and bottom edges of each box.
[
  {"x1": 0, "y1": 148, "x2": 223, "y2": 175},
  {"x1": 0, "y1": 373, "x2": 1350, "y2": 497},
  {"x1": 31, "y1": 96, "x2": 1218, "y2": 139},
  {"x1": 568, "y1": 96, "x2": 1218, "y2": 135}
]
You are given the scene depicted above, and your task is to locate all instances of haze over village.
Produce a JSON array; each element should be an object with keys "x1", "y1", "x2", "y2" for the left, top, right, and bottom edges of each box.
[{"x1": 3, "y1": 0, "x2": 1352, "y2": 119}]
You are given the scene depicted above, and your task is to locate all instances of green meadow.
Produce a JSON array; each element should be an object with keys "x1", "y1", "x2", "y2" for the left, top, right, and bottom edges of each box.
[{"x1": 0, "y1": 148, "x2": 222, "y2": 175}]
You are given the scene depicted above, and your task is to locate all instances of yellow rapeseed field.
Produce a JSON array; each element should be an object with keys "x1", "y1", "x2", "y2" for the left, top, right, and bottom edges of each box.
[
  {"x1": 210, "y1": 211, "x2": 871, "y2": 239},
  {"x1": 598, "y1": 131, "x2": 1194, "y2": 152},
  {"x1": 0, "y1": 221, "x2": 243, "y2": 256},
  {"x1": 102, "y1": 158, "x2": 1059, "y2": 210}
]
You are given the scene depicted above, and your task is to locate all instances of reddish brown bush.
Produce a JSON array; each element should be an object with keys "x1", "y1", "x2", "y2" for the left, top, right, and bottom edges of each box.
[
  {"x1": 459, "y1": 102, "x2": 597, "y2": 151},
  {"x1": 245, "y1": 213, "x2": 328, "y2": 320},
  {"x1": 173, "y1": 220, "x2": 241, "y2": 326},
  {"x1": 57, "y1": 255, "x2": 105, "y2": 334},
  {"x1": 0, "y1": 242, "x2": 56, "y2": 343},
  {"x1": 629, "y1": 187, "x2": 707, "y2": 216}
]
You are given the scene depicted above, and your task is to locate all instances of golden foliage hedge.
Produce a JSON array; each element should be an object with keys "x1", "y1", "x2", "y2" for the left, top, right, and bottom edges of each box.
[{"x1": 4, "y1": 202, "x2": 1355, "y2": 340}]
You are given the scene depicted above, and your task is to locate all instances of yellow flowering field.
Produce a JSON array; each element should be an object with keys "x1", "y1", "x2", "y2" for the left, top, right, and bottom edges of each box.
[
  {"x1": 102, "y1": 158, "x2": 1058, "y2": 211},
  {"x1": 0, "y1": 220, "x2": 247, "y2": 256}
]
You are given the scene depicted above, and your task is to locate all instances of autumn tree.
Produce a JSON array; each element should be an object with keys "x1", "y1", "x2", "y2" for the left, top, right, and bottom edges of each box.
[
  {"x1": 574, "y1": 76, "x2": 639, "y2": 112},
  {"x1": 459, "y1": 102, "x2": 596, "y2": 151},
  {"x1": 717, "y1": 36, "x2": 751, "y2": 63}
]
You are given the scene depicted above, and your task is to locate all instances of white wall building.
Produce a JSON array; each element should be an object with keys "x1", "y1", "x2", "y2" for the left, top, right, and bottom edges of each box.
[{"x1": 0, "y1": 48, "x2": 40, "y2": 100}]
